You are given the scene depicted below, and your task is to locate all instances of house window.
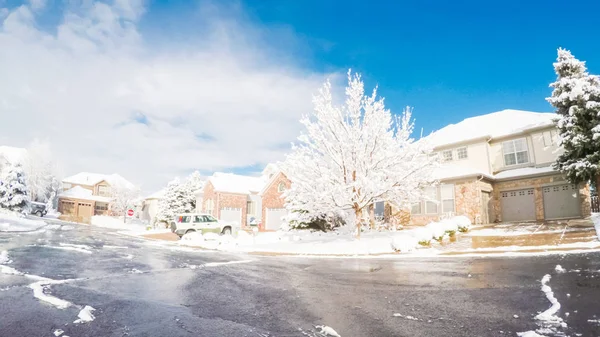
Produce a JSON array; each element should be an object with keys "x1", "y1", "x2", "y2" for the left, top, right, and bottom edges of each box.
[
  {"x1": 247, "y1": 201, "x2": 256, "y2": 216},
  {"x1": 441, "y1": 184, "x2": 455, "y2": 213},
  {"x1": 277, "y1": 182, "x2": 286, "y2": 193},
  {"x1": 502, "y1": 138, "x2": 529, "y2": 166},
  {"x1": 442, "y1": 150, "x2": 453, "y2": 162},
  {"x1": 94, "y1": 202, "x2": 108, "y2": 211},
  {"x1": 456, "y1": 147, "x2": 468, "y2": 160},
  {"x1": 543, "y1": 130, "x2": 558, "y2": 146},
  {"x1": 411, "y1": 203, "x2": 422, "y2": 215},
  {"x1": 425, "y1": 187, "x2": 438, "y2": 214},
  {"x1": 97, "y1": 185, "x2": 111, "y2": 197}
]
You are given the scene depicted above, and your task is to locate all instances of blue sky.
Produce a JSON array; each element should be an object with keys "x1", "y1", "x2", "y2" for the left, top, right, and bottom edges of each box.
[
  {"x1": 147, "y1": 0, "x2": 600, "y2": 134},
  {"x1": 2, "y1": 0, "x2": 600, "y2": 190}
]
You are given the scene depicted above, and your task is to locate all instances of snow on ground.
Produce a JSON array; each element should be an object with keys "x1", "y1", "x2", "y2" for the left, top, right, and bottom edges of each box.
[
  {"x1": 29, "y1": 279, "x2": 73, "y2": 309},
  {"x1": 73, "y1": 305, "x2": 96, "y2": 324},
  {"x1": 0, "y1": 250, "x2": 9, "y2": 264},
  {"x1": 554, "y1": 265, "x2": 566, "y2": 273},
  {"x1": 315, "y1": 325, "x2": 341, "y2": 337},
  {"x1": 593, "y1": 213, "x2": 600, "y2": 240},
  {"x1": 392, "y1": 313, "x2": 421, "y2": 321},
  {"x1": 0, "y1": 212, "x2": 46, "y2": 232},
  {"x1": 178, "y1": 216, "x2": 471, "y2": 255},
  {"x1": 36, "y1": 244, "x2": 93, "y2": 254},
  {"x1": 91, "y1": 216, "x2": 171, "y2": 235}
]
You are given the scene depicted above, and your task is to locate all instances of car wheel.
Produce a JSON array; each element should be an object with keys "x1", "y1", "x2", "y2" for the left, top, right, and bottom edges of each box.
[
  {"x1": 221, "y1": 227, "x2": 232, "y2": 236},
  {"x1": 185, "y1": 229, "x2": 195, "y2": 235},
  {"x1": 170, "y1": 222, "x2": 177, "y2": 233},
  {"x1": 36, "y1": 211, "x2": 42, "y2": 217}
]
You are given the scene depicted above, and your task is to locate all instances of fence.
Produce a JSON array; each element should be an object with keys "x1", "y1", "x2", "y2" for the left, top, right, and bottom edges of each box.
[{"x1": 592, "y1": 195, "x2": 599, "y2": 213}]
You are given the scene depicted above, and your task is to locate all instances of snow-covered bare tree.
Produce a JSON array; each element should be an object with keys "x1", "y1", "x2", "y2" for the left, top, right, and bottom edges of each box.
[
  {"x1": 185, "y1": 171, "x2": 205, "y2": 209},
  {"x1": 282, "y1": 70, "x2": 437, "y2": 238},
  {"x1": 110, "y1": 183, "x2": 141, "y2": 220},
  {"x1": 547, "y1": 48, "x2": 600, "y2": 192},
  {"x1": 0, "y1": 163, "x2": 31, "y2": 213},
  {"x1": 23, "y1": 139, "x2": 62, "y2": 206}
]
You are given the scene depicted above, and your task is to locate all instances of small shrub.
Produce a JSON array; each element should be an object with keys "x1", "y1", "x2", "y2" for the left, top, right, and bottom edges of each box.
[
  {"x1": 418, "y1": 240, "x2": 431, "y2": 246},
  {"x1": 446, "y1": 230, "x2": 456, "y2": 237},
  {"x1": 458, "y1": 227, "x2": 469, "y2": 233}
]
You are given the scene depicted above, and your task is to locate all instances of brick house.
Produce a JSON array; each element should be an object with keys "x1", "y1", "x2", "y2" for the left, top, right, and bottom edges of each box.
[
  {"x1": 200, "y1": 164, "x2": 291, "y2": 231},
  {"x1": 388, "y1": 109, "x2": 592, "y2": 226},
  {"x1": 57, "y1": 172, "x2": 135, "y2": 223}
]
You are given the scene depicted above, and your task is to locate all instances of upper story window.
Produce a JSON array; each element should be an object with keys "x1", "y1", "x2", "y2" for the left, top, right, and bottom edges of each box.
[
  {"x1": 277, "y1": 182, "x2": 286, "y2": 193},
  {"x1": 502, "y1": 138, "x2": 529, "y2": 166},
  {"x1": 97, "y1": 185, "x2": 111, "y2": 196},
  {"x1": 247, "y1": 201, "x2": 256, "y2": 215},
  {"x1": 456, "y1": 147, "x2": 468, "y2": 160},
  {"x1": 542, "y1": 130, "x2": 558, "y2": 147},
  {"x1": 442, "y1": 150, "x2": 453, "y2": 162}
]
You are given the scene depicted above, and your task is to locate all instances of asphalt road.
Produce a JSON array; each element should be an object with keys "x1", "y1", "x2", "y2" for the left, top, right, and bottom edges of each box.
[{"x1": 1, "y1": 219, "x2": 599, "y2": 337}]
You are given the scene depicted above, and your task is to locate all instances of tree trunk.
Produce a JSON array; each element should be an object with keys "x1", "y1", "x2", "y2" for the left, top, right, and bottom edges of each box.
[
  {"x1": 596, "y1": 175, "x2": 600, "y2": 198},
  {"x1": 354, "y1": 206, "x2": 362, "y2": 239},
  {"x1": 369, "y1": 204, "x2": 375, "y2": 229}
]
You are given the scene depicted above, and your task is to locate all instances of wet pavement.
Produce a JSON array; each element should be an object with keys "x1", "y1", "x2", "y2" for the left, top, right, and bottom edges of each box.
[{"x1": 1, "y1": 219, "x2": 600, "y2": 337}]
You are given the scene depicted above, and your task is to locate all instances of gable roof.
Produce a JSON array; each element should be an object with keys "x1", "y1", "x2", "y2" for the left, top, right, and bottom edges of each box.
[
  {"x1": 58, "y1": 185, "x2": 113, "y2": 202},
  {"x1": 62, "y1": 172, "x2": 135, "y2": 189},
  {"x1": 427, "y1": 109, "x2": 556, "y2": 148},
  {"x1": 208, "y1": 172, "x2": 267, "y2": 195},
  {"x1": 0, "y1": 146, "x2": 27, "y2": 164},
  {"x1": 144, "y1": 188, "x2": 166, "y2": 200}
]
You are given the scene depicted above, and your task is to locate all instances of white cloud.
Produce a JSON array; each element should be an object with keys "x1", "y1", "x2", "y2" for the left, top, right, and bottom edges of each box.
[
  {"x1": 0, "y1": 0, "x2": 331, "y2": 192},
  {"x1": 28, "y1": 0, "x2": 46, "y2": 11}
]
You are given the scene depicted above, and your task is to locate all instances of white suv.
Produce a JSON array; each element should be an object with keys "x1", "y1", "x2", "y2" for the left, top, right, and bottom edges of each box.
[{"x1": 170, "y1": 213, "x2": 237, "y2": 238}]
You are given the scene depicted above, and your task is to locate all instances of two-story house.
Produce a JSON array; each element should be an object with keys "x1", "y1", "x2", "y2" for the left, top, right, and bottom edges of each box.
[
  {"x1": 404, "y1": 109, "x2": 592, "y2": 226},
  {"x1": 57, "y1": 172, "x2": 135, "y2": 223}
]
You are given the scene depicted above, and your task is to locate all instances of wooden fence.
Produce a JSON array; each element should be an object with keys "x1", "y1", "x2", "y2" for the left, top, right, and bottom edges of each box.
[{"x1": 592, "y1": 195, "x2": 599, "y2": 213}]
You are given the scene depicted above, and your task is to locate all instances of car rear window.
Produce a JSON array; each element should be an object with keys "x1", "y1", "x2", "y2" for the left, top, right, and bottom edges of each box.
[{"x1": 178, "y1": 216, "x2": 191, "y2": 223}]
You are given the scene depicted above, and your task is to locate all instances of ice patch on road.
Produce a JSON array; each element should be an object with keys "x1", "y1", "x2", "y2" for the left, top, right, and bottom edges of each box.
[
  {"x1": 103, "y1": 245, "x2": 129, "y2": 249},
  {"x1": 516, "y1": 331, "x2": 547, "y2": 337},
  {"x1": 554, "y1": 265, "x2": 566, "y2": 273},
  {"x1": 29, "y1": 279, "x2": 73, "y2": 309},
  {"x1": 536, "y1": 274, "x2": 564, "y2": 325},
  {"x1": 73, "y1": 305, "x2": 96, "y2": 324},
  {"x1": 54, "y1": 329, "x2": 64, "y2": 336},
  {"x1": 203, "y1": 260, "x2": 253, "y2": 267},
  {"x1": 38, "y1": 244, "x2": 93, "y2": 254},
  {"x1": 60, "y1": 243, "x2": 93, "y2": 250},
  {"x1": 0, "y1": 250, "x2": 10, "y2": 264},
  {"x1": 315, "y1": 325, "x2": 341, "y2": 337},
  {"x1": 392, "y1": 313, "x2": 420, "y2": 321}
]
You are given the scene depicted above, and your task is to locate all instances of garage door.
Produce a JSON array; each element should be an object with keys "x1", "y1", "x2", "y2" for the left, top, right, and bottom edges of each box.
[
  {"x1": 220, "y1": 208, "x2": 242, "y2": 226},
  {"x1": 265, "y1": 208, "x2": 288, "y2": 231},
  {"x1": 501, "y1": 188, "x2": 536, "y2": 222},
  {"x1": 543, "y1": 184, "x2": 580, "y2": 220}
]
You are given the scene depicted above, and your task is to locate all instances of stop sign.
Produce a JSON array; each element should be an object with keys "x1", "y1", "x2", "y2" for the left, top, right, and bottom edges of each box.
[{"x1": 127, "y1": 209, "x2": 134, "y2": 216}]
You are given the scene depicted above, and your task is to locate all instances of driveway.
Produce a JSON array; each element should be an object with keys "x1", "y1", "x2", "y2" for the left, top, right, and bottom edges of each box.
[{"x1": 1, "y1": 218, "x2": 599, "y2": 337}]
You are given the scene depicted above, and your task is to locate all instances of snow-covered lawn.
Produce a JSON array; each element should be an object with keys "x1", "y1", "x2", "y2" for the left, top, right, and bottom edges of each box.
[
  {"x1": 177, "y1": 216, "x2": 471, "y2": 255},
  {"x1": 592, "y1": 213, "x2": 600, "y2": 240},
  {"x1": 90, "y1": 216, "x2": 171, "y2": 235},
  {"x1": 0, "y1": 212, "x2": 46, "y2": 232}
]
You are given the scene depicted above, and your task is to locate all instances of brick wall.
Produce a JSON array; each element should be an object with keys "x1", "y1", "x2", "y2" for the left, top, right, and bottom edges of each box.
[
  {"x1": 218, "y1": 192, "x2": 248, "y2": 226},
  {"x1": 492, "y1": 174, "x2": 590, "y2": 222},
  {"x1": 261, "y1": 172, "x2": 291, "y2": 230},
  {"x1": 202, "y1": 181, "x2": 216, "y2": 215}
]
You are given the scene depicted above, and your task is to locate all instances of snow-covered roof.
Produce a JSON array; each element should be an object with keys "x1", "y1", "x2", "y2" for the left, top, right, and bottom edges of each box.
[
  {"x1": 144, "y1": 188, "x2": 166, "y2": 200},
  {"x1": 58, "y1": 186, "x2": 113, "y2": 203},
  {"x1": 62, "y1": 172, "x2": 135, "y2": 189},
  {"x1": 427, "y1": 110, "x2": 557, "y2": 148},
  {"x1": 208, "y1": 172, "x2": 267, "y2": 195},
  {"x1": 433, "y1": 164, "x2": 493, "y2": 181},
  {"x1": 494, "y1": 166, "x2": 557, "y2": 180},
  {"x1": 0, "y1": 146, "x2": 27, "y2": 164}
]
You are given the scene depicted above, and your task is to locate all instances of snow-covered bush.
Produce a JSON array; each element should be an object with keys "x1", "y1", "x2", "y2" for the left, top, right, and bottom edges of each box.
[
  {"x1": 282, "y1": 210, "x2": 346, "y2": 232},
  {"x1": 155, "y1": 171, "x2": 205, "y2": 226},
  {"x1": 202, "y1": 232, "x2": 220, "y2": 241},
  {"x1": 425, "y1": 222, "x2": 446, "y2": 241},
  {"x1": 453, "y1": 216, "x2": 472, "y2": 232},
  {"x1": 391, "y1": 234, "x2": 419, "y2": 253},
  {"x1": 413, "y1": 227, "x2": 433, "y2": 246},
  {"x1": 439, "y1": 218, "x2": 459, "y2": 236}
]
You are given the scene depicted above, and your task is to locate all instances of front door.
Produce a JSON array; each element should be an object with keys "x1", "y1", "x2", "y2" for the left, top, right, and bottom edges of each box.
[{"x1": 480, "y1": 191, "x2": 492, "y2": 224}]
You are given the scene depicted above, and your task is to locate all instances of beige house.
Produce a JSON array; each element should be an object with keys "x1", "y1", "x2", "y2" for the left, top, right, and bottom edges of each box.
[
  {"x1": 140, "y1": 189, "x2": 166, "y2": 225},
  {"x1": 58, "y1": 172, "x2": 134, "y2": 223},
  {"x1": 393, "y1": 109, "x2": 592, "y2": 226}
]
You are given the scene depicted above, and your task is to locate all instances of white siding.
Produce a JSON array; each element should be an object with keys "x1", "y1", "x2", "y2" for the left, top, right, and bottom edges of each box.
[
  {"x1": 435, "y1": 141, "x2": 491, "y2": 174},
  {"x1": 531, "y1": 129, "x2": 563, "y2": 165}
]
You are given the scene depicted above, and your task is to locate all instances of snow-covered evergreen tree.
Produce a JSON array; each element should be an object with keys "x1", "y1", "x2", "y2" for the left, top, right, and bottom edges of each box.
[
  {"x1": 154, "y1": 172, "x2": 205, "y2": 226},
  {"x1": 547, "y1": 48, "x2": 600, "y2": 192},
  {"x1": 23, "y1": 139, "x2": 62, "y2": 205},
  {"x1": 282, "y1": 70, "x2": 437, "y2": 238},
  {"x1": 0, "y1": 163, "x2": 31, "y2": 213}
]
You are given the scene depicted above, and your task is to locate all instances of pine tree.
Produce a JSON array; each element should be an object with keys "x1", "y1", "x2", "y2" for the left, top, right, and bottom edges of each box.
[
  {"x1": 0, "y1": 163, "x2": 31, "y2": 213},
  {"x1": 547, "y1": 48, "x2": 600, "y2": 192}
]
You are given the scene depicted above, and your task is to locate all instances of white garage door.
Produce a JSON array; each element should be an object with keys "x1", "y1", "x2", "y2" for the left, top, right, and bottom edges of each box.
[
  {"x1": 265, "y1": 208, "x2": 288, "y2": 231},
  {"x1": 543, "y1": 184, "x2": 581, "y2": 220},
  {"x1": 220, "y1": 208, "x2": 242, "y2": 226},
  {"x1": 501, "y1": 188, "x2": 536, "y2": 222}
]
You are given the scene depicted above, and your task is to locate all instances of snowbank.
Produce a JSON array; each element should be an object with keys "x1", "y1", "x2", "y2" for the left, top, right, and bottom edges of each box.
[
  {"x1": 92, "y1": 216, "x2": 170, "y2": 234},
  {"x1": 592, "y1": 213, "x2": 600, "y2": 240},
  {"x1": 74, "y1": 305, "x2": 96, "y2": 323},
  {"x1": 0, "y1": 212, "x2": 46, "y2": 232},
  {"x1": 177, "y1": 216, "x2": 472, "y2": 256}
]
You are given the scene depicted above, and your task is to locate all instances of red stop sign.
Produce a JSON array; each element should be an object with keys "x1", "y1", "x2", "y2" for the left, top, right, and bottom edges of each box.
[{"x1": 127, "y1": 209, "x2": 134, "y2": 216}]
